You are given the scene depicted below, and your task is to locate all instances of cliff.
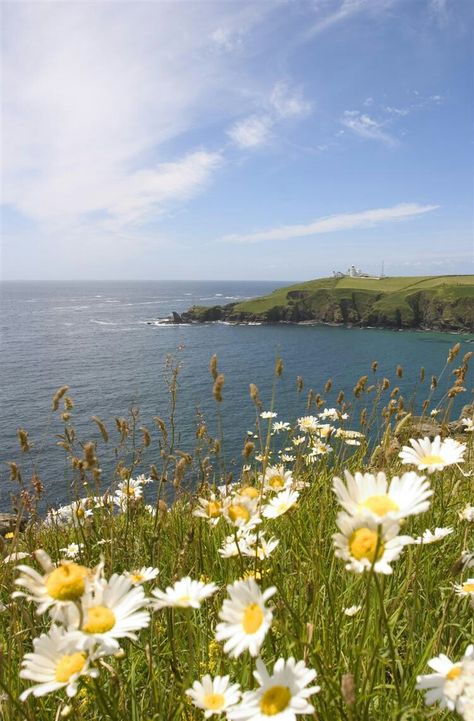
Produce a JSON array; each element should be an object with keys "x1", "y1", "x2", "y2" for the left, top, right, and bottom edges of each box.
[{"x1": 179, "y1": 275, "x2": 474, "y2": 332}]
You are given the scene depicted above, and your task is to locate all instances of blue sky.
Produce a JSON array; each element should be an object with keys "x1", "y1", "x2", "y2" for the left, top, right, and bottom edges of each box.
[{"x1": 2, "y1": 0, "x2": 473, "y2": 280}]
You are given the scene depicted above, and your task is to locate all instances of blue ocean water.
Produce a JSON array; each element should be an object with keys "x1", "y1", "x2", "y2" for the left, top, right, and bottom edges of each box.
[{"x1": 1, "y1": 280, "x2": 472, "y2": 510}]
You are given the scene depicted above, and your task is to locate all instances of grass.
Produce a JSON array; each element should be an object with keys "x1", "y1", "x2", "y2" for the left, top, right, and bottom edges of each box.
[
  {"x1": 0, "y1": 346, "x2": 473, "y2": 720},
  {"x1": 232, "y1": 275, "x2": 474, "y2": 319}
]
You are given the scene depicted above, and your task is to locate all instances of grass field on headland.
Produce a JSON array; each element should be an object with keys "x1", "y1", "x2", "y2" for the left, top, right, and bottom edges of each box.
[
  {"x1": 0, "y1": 345, "x2": 473, "y2": 720},
  {"x1": 183, "y1": 275, "x2": 474, "y2": 331}
]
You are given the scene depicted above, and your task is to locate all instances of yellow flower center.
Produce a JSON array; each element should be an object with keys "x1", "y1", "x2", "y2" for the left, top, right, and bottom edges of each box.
[
  {"x1": 203, "y1": 693, "x2": 225, "y2": 710},
  {"x1": 55, "y1": 652, "x2": 87, "y2": 683},
  {"x1": 125, "y1": 487, "x2": 136, "y2": 497},
  {"x1": 5, "y1": 532, "x2": 14, "y2": 539},
  {"x1": 420, "y1": 454, "x2": 445, "y2": 465},
  {"x1": 240, "y1": 486, "x2": 260, "y2": 499},
  {"x1": 178, "y1": 595, "x2": 191, "y2": 605},
  {"x1": 228, "y1": 504, "x2": 251, "y2": 524},
  {"x1": 207, "y1": 501, "x2": 222, "y2": 518},
  {"x1": 349, "y1": 528, "x2": 384, "y2": 562},
  {"x1": 76, "y1": 507, "x2": 85, "y2": 519},
  {"x1": 463, "y1": 582, "x2": 474, "y2": 593},
  {"x1": 268, "y1": 475, "x2": 285, "y2": 489},
  {"x1": 446, "y1": 665, "x2": 462, "y2": 681},
  {"x1": 260, "y1": 685, "x2": 291, "y2": 715},
  {"x1": 361, "y1": 495, "x2": 399, "y2": 516},
  {"x1": 242, "y1": 603, "x2": 264, "y2": 634},
  {"x1": 131, "y1": 573, "x2": 144, "y2": 584},
  {"x1": 45, "y1": 563, "x2": 88, "y2": 601},
  {"x1": 82, "y1": 605, "x2": 116, "y2": 634}
]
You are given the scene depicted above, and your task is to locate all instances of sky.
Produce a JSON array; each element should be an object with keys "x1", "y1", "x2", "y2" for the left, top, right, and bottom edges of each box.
[{"x1": 1, "y1": 0, "x2": 473, "y2": 281}]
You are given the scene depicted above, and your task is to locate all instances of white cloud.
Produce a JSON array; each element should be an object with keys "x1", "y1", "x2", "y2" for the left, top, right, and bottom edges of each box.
[
  {"x1": 221, "y1": 203, "x2": 439, "y2": 244},
  {"x1": 341, "y1": 111, "x2": 397, "y2": 146},
  {"x1": 2, "y1": 2, "x2": 272, "y2": 232},
  {"x1": 305, "y1": 0, "x2": 397, "y2": 38},
  {"x1": 270, "y1": 81, "x2": 313, "y2": 118},
  {"x1": 227, "y1": 115, "x2": 273, "y2": 148}
]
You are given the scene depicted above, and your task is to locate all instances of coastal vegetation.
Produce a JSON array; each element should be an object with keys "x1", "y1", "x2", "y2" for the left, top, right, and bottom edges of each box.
[
  {"x1": 180, "y1": 275, "x2": 474, "y2": 332},
  {"x1": 0, "y1": 345, "x2": 473, "y2": 720}
]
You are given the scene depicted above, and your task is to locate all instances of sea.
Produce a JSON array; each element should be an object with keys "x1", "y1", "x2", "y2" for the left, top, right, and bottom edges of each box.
[{"x1": 1, "y1": 280, "x2": 473, "y2": 511}]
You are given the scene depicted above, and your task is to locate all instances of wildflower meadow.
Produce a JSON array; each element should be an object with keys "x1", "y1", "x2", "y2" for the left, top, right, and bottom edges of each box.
[{"x1": 0, "y1": 344, "x2": 473, "y2": 720}]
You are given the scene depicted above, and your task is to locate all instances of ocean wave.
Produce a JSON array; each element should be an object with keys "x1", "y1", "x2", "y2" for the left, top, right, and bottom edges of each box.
[{"x1": 89, "y1": 319, "x2": 117, "y2": 326}]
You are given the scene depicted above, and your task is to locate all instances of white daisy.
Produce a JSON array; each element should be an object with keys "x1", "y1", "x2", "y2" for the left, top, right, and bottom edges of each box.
[
  {"x1": 335, "y1": 429, "x2": 365, "y2": 440},
  {"x1": 273, "y1": 422, "x2": 290, "y2": 433},
  {"x1": 343, "y1": 605, "x2": 362, "y2": 617},
  {"x1": 19, "y1": 625, "x2": 98, "y2": 700},
  {"x1": 13, "y1": 550, "x2": 99, "y2": 617},
  {"x1": 319, "y1": 408, "x2": 347, "y2": 421},
  {"x1": 65, "y1": 573, "x2": 150, "y2": 654},
  {"x1": 332, "y1": 470, "x2": 432, "y2": 522},
  {"x1": 461, "y1": 418, "x2": 474, "y2": 432},
  {"x1": 262, "y1": 489, "x2": 299, "y2": 519},
  {"x1": 219, "y1": 532, "x2": 256, "y2": 559},
  {"x1": 125, "y1": 566, "x2": 159, "y2": 586},
  {"x1": 315, "y1": 424, "x2": 334, "y2": 439},
  {"x1": 59, "y1": 543, "x2": 84, "y2": 560},
  {"x1": 280, "y1": 454, "x2": 296, "y2": 463},
  {"x1": 399, "y1": 435, "x2": 466, "y2": 473},
  {"x1": 223, "y1": 496, "x2": 261, "y2": 530},
  {"x1": 151, "y1": 576, "x2": 217, "y2": 610},
  {"x1": 459, "y1": 505, "x2": 474, "y2": 522},
  {"x1": 215, "y1": 578, "x2": 276, "y2": 658},
  {"x1": 332, "y1": 514, "x2": 413, "y2": 575},
  {"x1": 186, "y1": 674, "x2": 241, "y2": 717},
  {"x1": 114, "y1": 477, "x2": 144, "y2": 509},
  {"x1": 227, "y1": 656, "x2": 320, "y2": 720},
  {"x1": 454, "y1": 579, "x2": 474, "y2": 601},
  {"x1": 260, "y1": 411, "x2": 277, "y2": 419},
  {"x1": 297, "y1": 416, "x2": 319, "y2": 433},
  {"x1": 193, "y1": 494, "x2": 224, "y2": 525},
  {"x1": 261, "y1": 465, "x2": 293, "y2": 492},
  {"x1": 44, "y1": 500, "x2": 94, "y2": 526},
  {"x1": 413, "y1": 527, "x2": 454, "y2": 544},
  {"x1": 416, "y1": 645, "x2": 474, "y2": 714}
]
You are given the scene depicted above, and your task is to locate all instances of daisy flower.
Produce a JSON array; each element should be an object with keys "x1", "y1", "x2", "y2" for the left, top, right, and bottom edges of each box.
[
  {"x1": 125, "y1": 566, "x2": 159, "y2": 586},
  {"x1": 319, "y1": 408, "x2": 347, "y2": 421},
  {"x1": 332, "y1": 514, "x2": 412, "y2": 575},
  {"x1": 66, "y1": 573, "x2": 150, "y2": 654},
  {"x1": 13, "y1": 550, "x2": 99, "y2": 617},
  {"x1": 413, "y1": 527, "x2": 453, "y2": 544},
  {"x1": 344, "y1": 605, "x2": 362, "y2": 617},
  {"x1": 416, "y1": 645, "x2": 474, "y2": 714},
  {"x1": 461, "y1": 418, "x2": 474, "y2": 432},
  {"x1": 454, "y1": 579, "x2": 474, "y2": 604},
  {"x1": 223, "y1": 496, "x2": 261, "y2": 529},
  {"x1": 399, "y1": 435, "x2": 466, "y2": 473},
  {"x1": 315, "y1": 424, "x2": 333, "y2": 439},
  {"x1": 151, "y1": 576, "x2": 217, "y2": 610},
  {"x1": 262, "y1": 489, "x2": 299, "y2": 519},
  {"x1": 44, "y1": 500, "x2": 94, "y2": 526},
  {"x1": 59, "y1": 543, "x2": 84, "y2": 560},
  {"x1": 215, "y1": 578, "x2": 276, "y2": 658},
  {"x1": 219, "y1": 532, "x2": 256, "y2": 559},
  {"x1": 332, "y1": 470, "x2": 432, "y2": 521},
  {"x1": 273, "y1": 421, "x2": 290, "y2": 433},
  {"x1": 239, "y1": 486, "x2": 264, "y2": 501},
  {"x1": 227, "y1": 656, "x2": 320, "y2": 720},
  {"x1": 243, "y1": 534, "x2": 280, "y2": 561},
  {"x1": 193, "y1": 494, "x2": 224, "y2": 525},
  {"x1": 459, "y1": 505, "x2": 474, "y2": 522},
  {"x1": 186, "y1": 674, "x2": 241, "y2": 717},
  {"x1": 19, "y1": 625, "x2": 98, "y2": 700},
  {"x1": 297, "y1": 416, "x2": 319, "y2": 434},
  {"x1": 261, "y1": 465, "x2": 293, "y2": 492},
  {"x1": 260, "y1": 411, "x2": 277, "y2": 419},
  {"x1": 114, "y1": 477, "x2": 144, "y2": 509}
]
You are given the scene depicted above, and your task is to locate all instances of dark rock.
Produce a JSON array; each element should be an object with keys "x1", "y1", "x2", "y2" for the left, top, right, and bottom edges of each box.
[{"x1": 0, "y1": 513, "x2": 27, "y2": 536}]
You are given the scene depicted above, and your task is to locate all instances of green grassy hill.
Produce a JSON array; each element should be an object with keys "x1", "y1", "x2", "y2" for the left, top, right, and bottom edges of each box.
[{"x1": 182, "y1": 275, "x2": 474, "y2": 331}]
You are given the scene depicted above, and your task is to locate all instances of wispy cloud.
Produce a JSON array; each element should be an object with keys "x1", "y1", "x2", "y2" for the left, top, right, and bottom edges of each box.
[
  {"x1": 221, "y1": 203, "x2": 439, "y2": 244},
  {"x1": 227, "y1": 115, "x2": 274, "y2": 148},
  {"x1": 304, "y1": 0, "x2": 397, "y2": 38},
  {"x1": 2, "y1": 2, "x2": 272, "y2": 232},
  {"x1": 270, "y1": 81, "x2": 313, "y2": 118},
  {"x1": 341, "y1": 111, "x2": 397, "y2": 146}
]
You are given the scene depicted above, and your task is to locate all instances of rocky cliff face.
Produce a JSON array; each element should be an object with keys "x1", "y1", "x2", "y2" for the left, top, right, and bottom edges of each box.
[{"x1": 180, "y1": 286, "x2": 474, "y2": 332}]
